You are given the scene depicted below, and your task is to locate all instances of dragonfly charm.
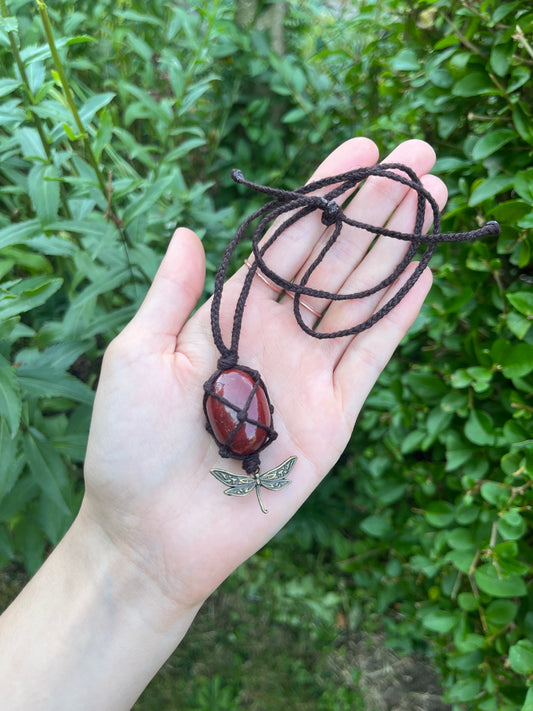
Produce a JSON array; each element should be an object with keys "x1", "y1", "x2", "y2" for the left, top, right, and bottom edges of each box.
[{"x1": 210, "y1": 456, "x2": 297, "y2": 514}]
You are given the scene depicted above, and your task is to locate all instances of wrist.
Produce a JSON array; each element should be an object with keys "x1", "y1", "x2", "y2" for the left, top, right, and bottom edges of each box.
[
  {"x1": 0, "y1": 499, "x2": 200, "y2": 711},
  {"x1": 74, "y1": 499, "x2": 202, "y2": 636}
]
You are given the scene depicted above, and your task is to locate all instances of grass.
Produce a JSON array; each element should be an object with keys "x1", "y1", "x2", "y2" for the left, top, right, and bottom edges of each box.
[
  {"x1": 0, "y1": 556, "x2": 449, "y2": 710},
  {"x1": 134, "y1": 575, "x2": 365, "y2": 711}
]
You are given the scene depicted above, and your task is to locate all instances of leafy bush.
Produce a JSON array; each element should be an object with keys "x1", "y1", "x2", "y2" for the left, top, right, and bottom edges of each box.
[
  {"x1": 292, "y1": 2, "x2": 533, "y2": 710},
  {"x1": 0, "y1": 1, "x2": 532, "y2": 710}
]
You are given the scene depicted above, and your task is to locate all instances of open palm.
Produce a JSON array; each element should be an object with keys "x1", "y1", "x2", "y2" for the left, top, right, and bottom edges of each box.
[{"x1": 82, "y1": 137, "x2": 447, "y2": 610}]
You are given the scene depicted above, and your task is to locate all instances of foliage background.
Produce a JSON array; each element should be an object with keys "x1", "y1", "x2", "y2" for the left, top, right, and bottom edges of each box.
[{"x1": 0, "y1": 0, "x2": 532, "y2": 709}]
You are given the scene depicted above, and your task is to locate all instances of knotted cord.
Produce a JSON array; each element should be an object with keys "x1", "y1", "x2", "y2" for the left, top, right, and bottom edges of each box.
[{"x1": 210, "y1": 163, "x2": 500, "y2": 364}]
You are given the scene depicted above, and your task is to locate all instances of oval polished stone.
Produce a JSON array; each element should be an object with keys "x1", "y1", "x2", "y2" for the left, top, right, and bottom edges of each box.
[{"x1": 205, "y1": 368, "x2": 270, "y2": 456}]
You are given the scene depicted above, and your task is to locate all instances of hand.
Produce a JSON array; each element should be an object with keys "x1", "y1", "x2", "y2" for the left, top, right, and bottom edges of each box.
[{"x1": 82, "y1": 137, "x2": 447, "y2": 611}]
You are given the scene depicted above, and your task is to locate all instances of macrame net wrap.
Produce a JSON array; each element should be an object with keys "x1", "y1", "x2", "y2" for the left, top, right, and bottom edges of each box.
[
  {"x1": 203, "y1": 363, "x2": 277, "y2": 474},
  {"x1": 205, "y1": 163, "x2": 500, "y2": 470}
]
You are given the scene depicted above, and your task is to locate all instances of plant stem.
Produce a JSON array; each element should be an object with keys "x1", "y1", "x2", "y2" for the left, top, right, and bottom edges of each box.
[
  {"x1": 0, "y1": 0, "x2": 72, "y2": 218},
  {"x1": 35, "y1": 0, "x2": 132, "y2": 267},
  {"x1": 35, "y1": 0, "x2": 108, "y2": 197},
  {"x1": 514, "y1": 24, "x2": 533, "y2": 62}
]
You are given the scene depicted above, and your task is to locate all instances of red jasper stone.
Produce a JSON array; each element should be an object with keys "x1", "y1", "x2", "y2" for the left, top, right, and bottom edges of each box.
[{"x1": 205, "y1": 368, "x2": 271, "y2": 456}]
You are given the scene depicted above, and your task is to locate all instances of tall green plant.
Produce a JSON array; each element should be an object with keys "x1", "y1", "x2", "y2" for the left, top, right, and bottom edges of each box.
[{"x1": 0, "y1": 0, "x2": 401, "y2": 568}]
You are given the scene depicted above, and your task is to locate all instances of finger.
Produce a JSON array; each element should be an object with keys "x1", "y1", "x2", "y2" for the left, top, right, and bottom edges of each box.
[
  {"x1": 333, "y1": 263, "x2": 433, "y2": 419},
  {"x1": 317, "y1": 172, "x2": 447, "y2": 338},
  {"x1": 278, "y1": 139, "x2": 438, "y2": 323},
  {"x1": 236, "y1": 136, "x2": 380, "y2": 301},
  {"x1": 126, "y1": 228, "x2": 206, "y2": 347}
]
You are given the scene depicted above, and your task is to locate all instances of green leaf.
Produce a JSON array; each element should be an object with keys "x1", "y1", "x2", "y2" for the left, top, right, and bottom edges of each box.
[
  {"x1": 17, "y1": 365, "x2": 95, "y2": 406},
  {"x1": 472, "y1": 129, "x2": 515, "y2": 160},
  {"x1": 490, "y1": 43, "x2": 512, "y2": 77},
  {"x1": 507, "y1": 311, "x2": 531, "y2": 340},
  {"x1": 0, "y1": 77, "x2": 20, "y2": 97},
  {"x1": 522, "y1": 686, "x2": 533, "y2": 711},
  {"x1": 0, "y1": 98, "x2": 25, "y2": 125},
  {"x1": 0, "y1": 276, "x2": 63, "y2": 320},
  {"x1": 464, "y1": 409, "x2": 495, "y2": 446},
  {"x1": 508, "y1": 66, "x2": 530, "y2": 94},
  {"x1": 62, "y1": 122, "x2": 83, "y2": 141},
  {"x1": 404, "y1": 371, "x2": 448, "y2": 400},
  {"x1": 0, "y1": 219, "x2": 43, "y2": 249},
  {"x1": 16, "y1": 126, "x2": 48, "y2": 161},
  {"x1": 400, "y1": 429, "x2": 425, "y2": 454},
  {"x1": 500, "y1": 343, "x2": 533, "y2": 379},
  {"x1": 474, "y1": 563, "x2": 527, "y2": 597},
  {"x1": 22, "y1": 429, "x2": 71, "y2": 515},
  {"x1": 452, "y1": 72, "x2": 495, "y2": 97},
  {"x1": 0, "y1": 474, "x2": 38, "y2": 522},
  {"x1": 446, "y1": 527, "x2": 476, "y2": 551},
  {"x1": 485, "y1": 599, "x2": 518, "y2": 628},
  {"x1": 0, "y1": 15, "x2": 18, "y2": 35},
  {"x1": 480, "y1": 481, "x2": 508, "y2": 507},
  {"x1": 446, "y1": 677, "x2": 483, "y2": 703},
  {"x1": 282, "y1": 107, "x2": 307, "y2": 124},
  {"x1": 455, "y1": 501, "x2": 480, "y2": 525},
  {"x1": 426, "y1": 407, "x2": 453, "y2": 439},
  {"x1": 492, "y1": 2, "x2": 521, "y2": 24},
  {"x1": 509, "y1": 640, "x2": 533, "y2": 675},
  {"x1": 458, "y1": 592, "x2": 479, "y2": 611},
  {"x1": 469, "y1": 175, "x2": 514, "y2": 206},
  {"x1": 445, "y1": 436, "x2": 476, "y2": 471},
  {"x1": 507, "y1": 291, "x2": 533, "y2": 318},
  {"x1": 514, "y1": 169, "x2": 533, "y2": 203},
  {"x1": 422, "y1": 609, "x2": 459, "y2": 633},
  {"x1": 445, "y1": 549, "x2": 477, "y2": 574},
  {"x1": 424, "y1": 501, "x2": 454, "y2": 528},
  {"x1": 165, "y1": 137, "x2": 207, "y2": 162},
  {"x1": 390, "y1": 48, "x2": 419, "y2": 71},
  {"x1": 360, "y1": 514, "x2": 392, "y2": 538},
  {"x1": 0, "y1": 355, "x2": 21, "y2": 437},
  {"x1": 122, "y1": 174, "x2": 176, "y2": 226},
  {"x1": 512, "y1": 103, "x2": 533, "y2": 144},
  {"x1": 0, "y1": 420, "x2": 23, "y2": 500},
  {"x1": 498, "y1": 510, "x2": 527, "y2": 541},
  {"x1": 22, "y1": 519, "x2": 46, "y2": 575},
  {"x1": 28, "y1": 163, "x2": 60, "y2": 224},
  {"x1": 78, "y1": 92, "x2": 115, "y2": 125}
]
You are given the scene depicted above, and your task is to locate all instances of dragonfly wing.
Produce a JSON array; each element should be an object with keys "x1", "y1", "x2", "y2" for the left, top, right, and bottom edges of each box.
[
  {"x1": 260, "y1": 456, "x2": 297, "y2": 483},
  {"x1": 224, "y1": 481, "x2": 257, "y2": 497},
  {"x1": 261, "y1": 478, "x2": 291, "y2": 491},
  {"x1": 210, "y1": 468, "x2": 251, "y2": 487},
  {"x1": 210, "y1": 468, "x2": 256, "y2": 498}
]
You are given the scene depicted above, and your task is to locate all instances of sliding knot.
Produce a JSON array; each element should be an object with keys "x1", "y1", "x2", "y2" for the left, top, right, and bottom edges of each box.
[
  {"x1": 210, "y1": 164, "x2": 501, "y2": 357},
  {"x1": 218, "y1": 353, "x2": 238, "y2": 370},
  {"x1": 320, "y1": 197, "x2": 341, "y2": 226}
]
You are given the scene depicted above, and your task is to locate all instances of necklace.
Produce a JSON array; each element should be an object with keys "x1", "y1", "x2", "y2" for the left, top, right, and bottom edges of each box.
[{"x1": 203, "y1": 164, "x2": 500, "y2": 512}]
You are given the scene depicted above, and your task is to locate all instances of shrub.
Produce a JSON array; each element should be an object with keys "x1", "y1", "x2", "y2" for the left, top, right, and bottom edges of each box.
[
  {"x1": 294, "y1": 2, "x2": 533, "y2": 709},
  {"x1": 0, "y1": 1, "x2": 531, "y2": 710}
]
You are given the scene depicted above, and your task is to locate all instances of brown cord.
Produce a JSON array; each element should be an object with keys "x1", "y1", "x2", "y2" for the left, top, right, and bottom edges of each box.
[
  {"x1": 210, "y1": 163, "x2": 500, "y2": 363},
  {"x1": 205, "y1": 163, "x2": 499, "y2": 471}
]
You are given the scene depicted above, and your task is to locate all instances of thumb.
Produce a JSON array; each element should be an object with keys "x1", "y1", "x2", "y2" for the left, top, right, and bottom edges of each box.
[{"x1": 129, "y1": 227, "x2": 206, "y2": 345}]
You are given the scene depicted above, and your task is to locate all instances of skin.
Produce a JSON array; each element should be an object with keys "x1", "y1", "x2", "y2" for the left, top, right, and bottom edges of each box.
[{"x1": 0, "y1": 138, "x2": 447, "y2": 710}]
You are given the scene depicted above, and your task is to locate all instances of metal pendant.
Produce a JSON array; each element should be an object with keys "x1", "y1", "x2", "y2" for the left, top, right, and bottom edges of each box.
[{"x1": 210, "y1": 455, "x2": 297, "y2": 513}]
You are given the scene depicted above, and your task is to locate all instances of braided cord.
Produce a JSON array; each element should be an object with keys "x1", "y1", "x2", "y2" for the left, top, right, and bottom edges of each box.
[{"x1": 210, "y1": 164, "x2": 500, "y2": 361}]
